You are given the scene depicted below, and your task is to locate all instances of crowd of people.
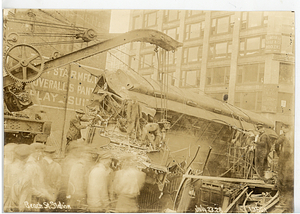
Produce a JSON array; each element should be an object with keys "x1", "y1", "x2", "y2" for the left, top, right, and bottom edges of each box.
[{"x1": 4, "y1": 140, "x2": 146, "y2": 212}]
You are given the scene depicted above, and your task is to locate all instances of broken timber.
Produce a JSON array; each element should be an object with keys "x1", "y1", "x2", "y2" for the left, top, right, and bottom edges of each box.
[{"x1": 183, "y1": 174, "x2": 268, "y2": 185}]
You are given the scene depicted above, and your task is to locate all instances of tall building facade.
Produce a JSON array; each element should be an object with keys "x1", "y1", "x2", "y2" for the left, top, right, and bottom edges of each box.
[{"x1": 126, "y1": 10, "x2": 294, "y2": 127}]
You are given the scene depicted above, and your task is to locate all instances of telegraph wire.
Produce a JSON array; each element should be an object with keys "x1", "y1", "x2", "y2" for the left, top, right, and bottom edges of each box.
[
  {"x1": 54, "y1": 10, "x2": 74, "y2": 25},
  {"x1": 28, "y1": 40, "x2": 84, "y2": 46},
  {"x1": 6, "y1": 19, "x2": 87, "y2": 32},
  {"x1": 38, "y1": 9, "x2": 70, "y2": 25},
  {"x1": 17, "y1": 32, "x2": 79, "y2": 37},
  {"x1": 7, "y1": 17, "x2": 87, "y2": 30}
]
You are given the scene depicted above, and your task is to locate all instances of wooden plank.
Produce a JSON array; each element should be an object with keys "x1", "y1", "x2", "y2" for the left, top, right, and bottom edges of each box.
[
  {"x1": 224, "y1": 187, "x2": 248, "y2": 213},
  {"x1": 183, "y1": 174, "x2": 266, "y2": 184}
]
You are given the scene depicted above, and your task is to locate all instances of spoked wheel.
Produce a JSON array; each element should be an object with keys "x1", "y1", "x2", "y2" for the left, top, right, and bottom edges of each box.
[{"x1": 5, "y1": 44, "x2": 44, "y2": 83}]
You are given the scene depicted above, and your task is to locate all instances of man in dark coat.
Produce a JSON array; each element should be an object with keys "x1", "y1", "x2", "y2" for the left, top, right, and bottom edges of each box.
[
  {"x1": 275, "y1": 123, "x2": 294, "y2": 212},
  {"x1": 66, "y1": 109, "x2": 90, "y2": 145},
  {"x1": 255, "y1": 124, "x2": 271, "y2": 178}
]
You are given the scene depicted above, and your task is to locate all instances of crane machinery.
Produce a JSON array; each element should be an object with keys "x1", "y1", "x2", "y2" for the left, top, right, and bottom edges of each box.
[{"x1": 3, "y1": 29, "x2": 181, "y2": 147}]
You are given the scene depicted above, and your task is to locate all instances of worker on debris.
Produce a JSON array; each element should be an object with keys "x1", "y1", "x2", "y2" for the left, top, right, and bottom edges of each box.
[
  {"x1": 126, "y1": 99, "x2": 142, "y2": 141},
  {"x1": 113, "y1": 154, "x2": 146, "y2": 213},
  {"x1": 66, "y1": 109, "x2": 90, "y2": 146},
  {"x1": 255, "y1": 124, "x2": 271, "y2": 178},
  {"x1": 275, "y1": 123, "x2": 294, "y2": 212},
  {"x1": 40, "y1": 145, "x2": 62, "y2": 202},
  {"x1": 141, "y1": 122, "x2": 163, "y2": 150},
  {"x1": 87, "y1": 151, "x2": 113, "y2": 212}
]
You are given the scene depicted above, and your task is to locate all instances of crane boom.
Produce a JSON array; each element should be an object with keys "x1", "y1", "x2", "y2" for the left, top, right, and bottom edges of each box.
[{"x1": 4, "y1": 29, "x2": 182, "y2": 87}]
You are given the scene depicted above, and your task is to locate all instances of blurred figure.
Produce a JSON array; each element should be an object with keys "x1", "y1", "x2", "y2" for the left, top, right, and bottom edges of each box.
[
  {"x1": 255, "y1": 124, "x2": 271, "y2": 178},
  {"x1": 40, "y1": 145, "x2": 62, "y2": 202},
  {"x1": 87, "y1": 151, "x2": 113, "y2": 212},
  {"x1": 4, "y1": 143, "x2": 18, "y2": 193},
  {"x1": 58, "y1": 140, "x2": 88, "y2": 203},
  {"x1": 19, "y1": 143, "x2": 55, "y2": 212},
  {"x1": 275, "y1": 123, "x2": 294, "y2": 212},
  {"x1": 4, "y1": 144, "x2": 26, "y2": 212},
  {"x1": 113, "y1": 154, "x2": 146, "y2": 213},
  {"x1": 66, "y1": 146, "x2": 94, "y2": 211}
]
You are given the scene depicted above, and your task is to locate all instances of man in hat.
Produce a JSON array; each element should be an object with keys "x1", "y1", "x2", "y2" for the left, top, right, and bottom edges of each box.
[
  {"x1": 275, "y1": 123, "x2": 294, "y2": 212},
  {"x1": 66, "y1": 109, "x2": 91, "y2": 145},
  {"x1": 87, "y1": 151, "x2": 114, "y2": 212},
  {"x1": 255, "y1": 123, "x2": 271, "y2": 178}
]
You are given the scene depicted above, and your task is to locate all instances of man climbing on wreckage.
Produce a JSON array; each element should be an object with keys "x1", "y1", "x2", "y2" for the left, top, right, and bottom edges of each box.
[
  {"x1": 66, "y1": 109, "x2": 91, "y2": 146},
  {"x1": 141, "y1": 120, "x2": 168, "y2": 150}
]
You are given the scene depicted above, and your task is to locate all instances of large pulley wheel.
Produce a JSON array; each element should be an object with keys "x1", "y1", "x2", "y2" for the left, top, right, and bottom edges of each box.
[{"x1": 5, "y1": 44, "x2": 44, "y2": 83}]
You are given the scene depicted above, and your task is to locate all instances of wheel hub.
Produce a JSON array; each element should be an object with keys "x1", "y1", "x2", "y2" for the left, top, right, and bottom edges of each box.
[{"x1": 20, "y1": 60, "x2": 28, "y2": 67}]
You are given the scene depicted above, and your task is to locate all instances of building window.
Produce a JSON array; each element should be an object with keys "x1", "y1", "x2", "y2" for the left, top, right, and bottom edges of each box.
[
  {"x1": 140, "y1": 53, "x2": 155, "y2": 69},
  {"x1": 182, "y1": 46, "x2": 202, "y2": 64},
  {"x1": 164, "y1": 10, "x2": 180, "y2": 22},
  {"x1": 143, "y1": 73, "x2": 154, "y2": 80},
  {"x1": 211, "y1": 15, "x2": 235, "y2": 35},
  {"x1": 281, "y1": 35, "x2": 294, "y2": 55},
  {"x1": 129, "y1": 55, "x2": 138, "y2": 68},
  {"x1": 164, "y1": 27, "x2": 179, "y2": 40},
  {"x1": 163, "y1": 72, "x2": 176, "y2": 86},
  {"x1": 209, "y1": 41, "x2": 232, "y2": 59},
  {"x1": 132, "y1": 15, "x2": 141, "y2": 30},
  {"x1": 277, "y1": 92, "x2": 293, "y2": 115},
  {"x1": 166, "y1": 51, "x2": 177, "y2": 65},
  {"x1": 144, "y1": 12, "x2": 158, "y2": 27},
  {"x1": 184, "y1": 21, "x2": 205, "y2": 40},
  {"x1": 206, "y1": 66, "x2": 230, "y2": 85},
  {"x1": 239, "y1": 36, "x2": 265, "y2": 56},
  {"x1": 235, "y1": 92, "x2": 262, "y2": 112},
  {"x1": 186, "y1": 10, "x2": 204, "y2": 17},
  {"x1": 279, "y1": 63, "x2": 294, "y2": 84},
  {"x1": 241, "y1": 12, "x2": 268, "y2": 30},
  {"x1": 181, "y1": 70, "x2": 199, "y2": 87},
  {"x1": 237, "y1": 63, "x2": 265, "y2": 84},
  {"x1": 130, "y1": 42, "x2": 139, "y2": 50}
]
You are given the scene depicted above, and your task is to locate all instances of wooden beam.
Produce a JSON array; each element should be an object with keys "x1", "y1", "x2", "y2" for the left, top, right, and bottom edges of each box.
[
  {"x1": 183, "y1": 174, "x2": 266, "y2": 184},
  {"x1": 224, "y1": 187, "x2": 248, "y2": 213}
]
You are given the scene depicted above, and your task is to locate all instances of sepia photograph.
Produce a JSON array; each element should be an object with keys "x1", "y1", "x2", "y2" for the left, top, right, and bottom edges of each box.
[{"x1": 2, "y1": 4, "x2": 296, "y2": 213}]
